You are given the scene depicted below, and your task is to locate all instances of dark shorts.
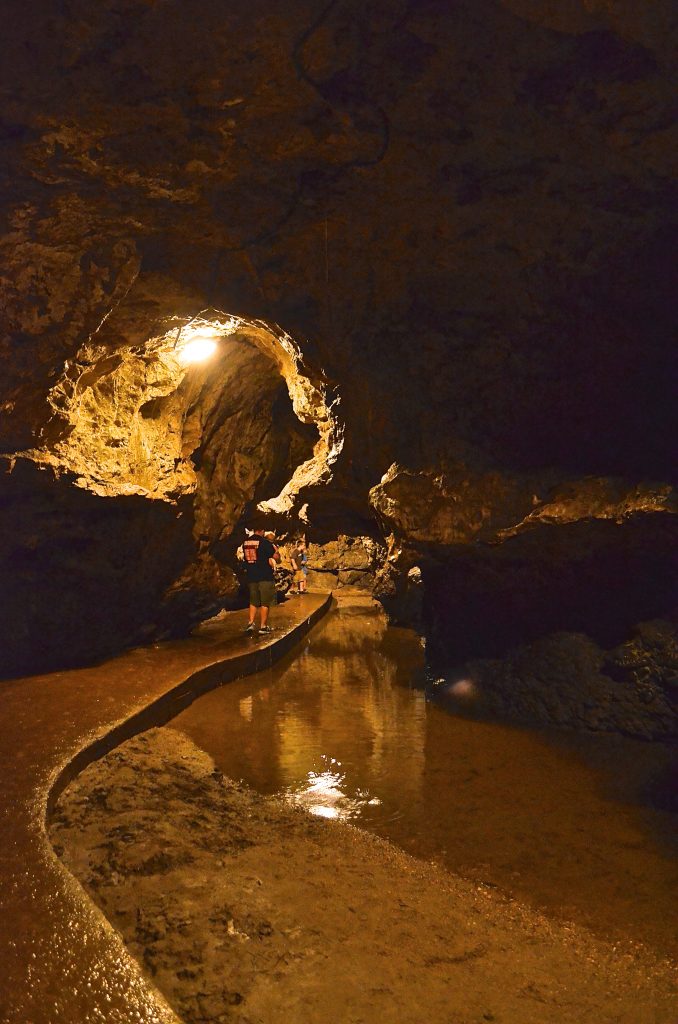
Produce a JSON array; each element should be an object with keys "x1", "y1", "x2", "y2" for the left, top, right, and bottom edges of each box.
[{"x1": 248, "y1": 580, "x2": 276, "y2": 608}]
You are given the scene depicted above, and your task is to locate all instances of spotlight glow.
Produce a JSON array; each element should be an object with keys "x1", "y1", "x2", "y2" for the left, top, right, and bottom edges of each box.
[{"x1": 179, "y1": 335, "x2": 218, "y2": 364}]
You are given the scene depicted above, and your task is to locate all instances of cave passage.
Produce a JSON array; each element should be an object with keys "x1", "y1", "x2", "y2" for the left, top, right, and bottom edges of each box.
[
  {"x1": 170, "y1": 595, "x2": 678, "y2": 960},
  {"x1": 0, "y1": 309, "x2": 343, "y2": 677}
]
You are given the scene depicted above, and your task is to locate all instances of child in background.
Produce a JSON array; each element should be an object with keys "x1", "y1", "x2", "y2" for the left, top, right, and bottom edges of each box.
[{"x1": 292, "y1": 541, "x2": 308, "y2": 594}]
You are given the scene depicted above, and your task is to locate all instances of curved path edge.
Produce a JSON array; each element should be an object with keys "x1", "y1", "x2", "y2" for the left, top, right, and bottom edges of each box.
[{"x1": 0, "y1": 592, "x2": 333, "y2": 1024}]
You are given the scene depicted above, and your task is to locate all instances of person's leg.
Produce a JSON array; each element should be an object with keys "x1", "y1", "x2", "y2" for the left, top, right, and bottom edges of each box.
[
  {"x1": 258, "y1": 581, "x2": 276, "y2": 631},
  {"x1": 246, "y1": 582, "x2": 260, "y2": 630}
]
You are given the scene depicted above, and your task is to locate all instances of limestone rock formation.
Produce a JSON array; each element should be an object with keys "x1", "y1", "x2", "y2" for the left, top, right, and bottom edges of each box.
[
  {"x1": 305, "y1": 535, "x2": 387, "y2": 591},
  {"x1": 371, "y1": 463, "x2": 677, "y2": 547}
]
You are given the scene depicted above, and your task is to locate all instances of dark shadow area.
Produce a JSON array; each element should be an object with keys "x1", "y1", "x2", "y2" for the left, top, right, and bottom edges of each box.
[
  {"x1": 0, "y1": 460, "x2": 196, "y2": 679},
  {"x1": 423, "y1": 513, "x2": 678, "y2": 667}
]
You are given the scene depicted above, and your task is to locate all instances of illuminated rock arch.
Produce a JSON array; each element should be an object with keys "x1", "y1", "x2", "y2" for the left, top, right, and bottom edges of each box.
[{"x1": 21, "y1": 307, "x2": 344, "y2": 521}]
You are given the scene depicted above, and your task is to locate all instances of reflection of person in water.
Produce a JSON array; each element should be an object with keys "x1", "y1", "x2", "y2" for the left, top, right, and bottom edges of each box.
[{"x1": 291, "y1": 541, "x2": 308, "y2": 595}]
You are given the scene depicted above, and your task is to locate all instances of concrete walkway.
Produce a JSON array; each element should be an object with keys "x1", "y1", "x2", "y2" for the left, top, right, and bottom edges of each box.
[{"x1": 0, "y1": 592, "x2": 332, "y2": 1024}]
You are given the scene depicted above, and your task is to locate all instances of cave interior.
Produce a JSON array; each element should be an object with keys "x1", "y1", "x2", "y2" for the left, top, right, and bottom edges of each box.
[{"x1": 1, "y1": 0, "x2": 676, "y2": 732}]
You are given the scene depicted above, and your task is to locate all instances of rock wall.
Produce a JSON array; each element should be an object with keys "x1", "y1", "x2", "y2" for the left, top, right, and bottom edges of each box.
[
  {"x1": 0, "y1": 321, "x2": 325, "y2": 675},
  {"x1": 305, "y1": 536, "x2": 387, "y2": 592},
  {"x1": 426, "y1": 619, "x2": 678, "y2": 741}
]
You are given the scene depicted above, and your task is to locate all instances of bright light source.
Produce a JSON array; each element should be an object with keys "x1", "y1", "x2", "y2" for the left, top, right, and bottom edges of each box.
[{"x1": 178, "y1": 335, "x2": 218, "y2": 364}]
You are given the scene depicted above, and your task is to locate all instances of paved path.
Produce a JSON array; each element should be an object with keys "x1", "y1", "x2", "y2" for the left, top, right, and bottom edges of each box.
[{"x1": 0, "y1": 593, "x2": 332, "y2": 1024}]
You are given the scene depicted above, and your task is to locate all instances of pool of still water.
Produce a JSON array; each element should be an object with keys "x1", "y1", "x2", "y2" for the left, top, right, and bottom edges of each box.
[{"x1": 171, "y1": 595, "x2": 678, "y2": 959}]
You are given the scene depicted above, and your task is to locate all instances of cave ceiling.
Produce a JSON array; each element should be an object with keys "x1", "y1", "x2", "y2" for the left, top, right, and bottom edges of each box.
[{"x1": 0, "y1": 0, "x2": 676, "y2": 678}]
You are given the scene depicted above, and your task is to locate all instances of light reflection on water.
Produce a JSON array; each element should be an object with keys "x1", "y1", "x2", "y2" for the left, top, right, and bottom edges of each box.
[
  {"x1": 171, "y1": 596, "x2": 678, "y2": 958},
  {"x1": 285, "y1": 755, "x2": 382, "y2": 821}
]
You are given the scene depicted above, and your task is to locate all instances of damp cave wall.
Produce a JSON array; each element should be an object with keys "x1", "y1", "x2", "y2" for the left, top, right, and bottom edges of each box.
[{"x1": 0, "y1": 0, "x2": 676, "y2": 715}]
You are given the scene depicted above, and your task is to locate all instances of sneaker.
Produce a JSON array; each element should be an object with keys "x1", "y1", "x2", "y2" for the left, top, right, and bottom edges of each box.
[
  {"x1": 258, "y1": 625, "x2": 273, "y2": 634},
  {"x1": 243, "y1": 622, "x2": 256, "y2": 633}
]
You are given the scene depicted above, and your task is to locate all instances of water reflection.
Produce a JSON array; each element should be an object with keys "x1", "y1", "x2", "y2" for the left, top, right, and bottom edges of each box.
[
  {"x1": 176, "y1": 597, "x2": 428, "y2": 826},
  {"x1": 172, "y1": 596, "x2": 678, "y2": 958},
  {"x1": 285, "y1": 754, "x2": 382, "y2": 820}
]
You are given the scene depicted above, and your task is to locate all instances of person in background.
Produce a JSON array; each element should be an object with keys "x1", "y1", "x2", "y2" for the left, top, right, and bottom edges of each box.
[
  {"x1": 241, "y1": 522, "x2": 280, "y2": 633},
  {"x1": 265, "y1": 531, "x2": 279, "y2": 560},
  {"x1": 291, "y1": 540, "x2": 308, "y2": 595},
  {"x1": 277, "y1": 541, "x2": 296, "y2": 593}
]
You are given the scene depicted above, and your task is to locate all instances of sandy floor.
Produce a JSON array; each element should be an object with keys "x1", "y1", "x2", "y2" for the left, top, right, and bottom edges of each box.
[{"x1": 49, "y1": 728, "x2": 678, "y2": 1024}]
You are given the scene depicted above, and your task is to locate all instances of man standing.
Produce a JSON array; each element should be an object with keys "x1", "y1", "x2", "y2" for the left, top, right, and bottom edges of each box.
[{"x1": 241, "y1": 522, "x2": 279, "y2": 634}]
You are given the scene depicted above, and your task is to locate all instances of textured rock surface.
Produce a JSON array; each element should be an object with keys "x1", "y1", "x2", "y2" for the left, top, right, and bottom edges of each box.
[
  {"x1": 371, "y1": 463, "x2": 678, "y2": 547},
  {"x1": 448, "y1": 621, "x2": 678, "y2": 740},
  {"x1": 305, "y1": 535, "x2": 386, "y2": 591},
  {"x1": 0, "y1": 327, "x2": 324, "y2": 674},
  {"x1": 1, "y1": 0, "x2": 676, "y2": 713}
]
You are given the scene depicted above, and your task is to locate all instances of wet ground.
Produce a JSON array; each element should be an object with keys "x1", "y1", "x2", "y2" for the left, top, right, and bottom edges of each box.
[
  {"x1": 0, "y1": 591, "x2": 330, "y2": 1024},
  {"x1": 172, "y1": 592, "x2": 678, "y2": 959},
  {"x1": 50, "y1": 726, "x2": 678, "y2": 1024}
]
